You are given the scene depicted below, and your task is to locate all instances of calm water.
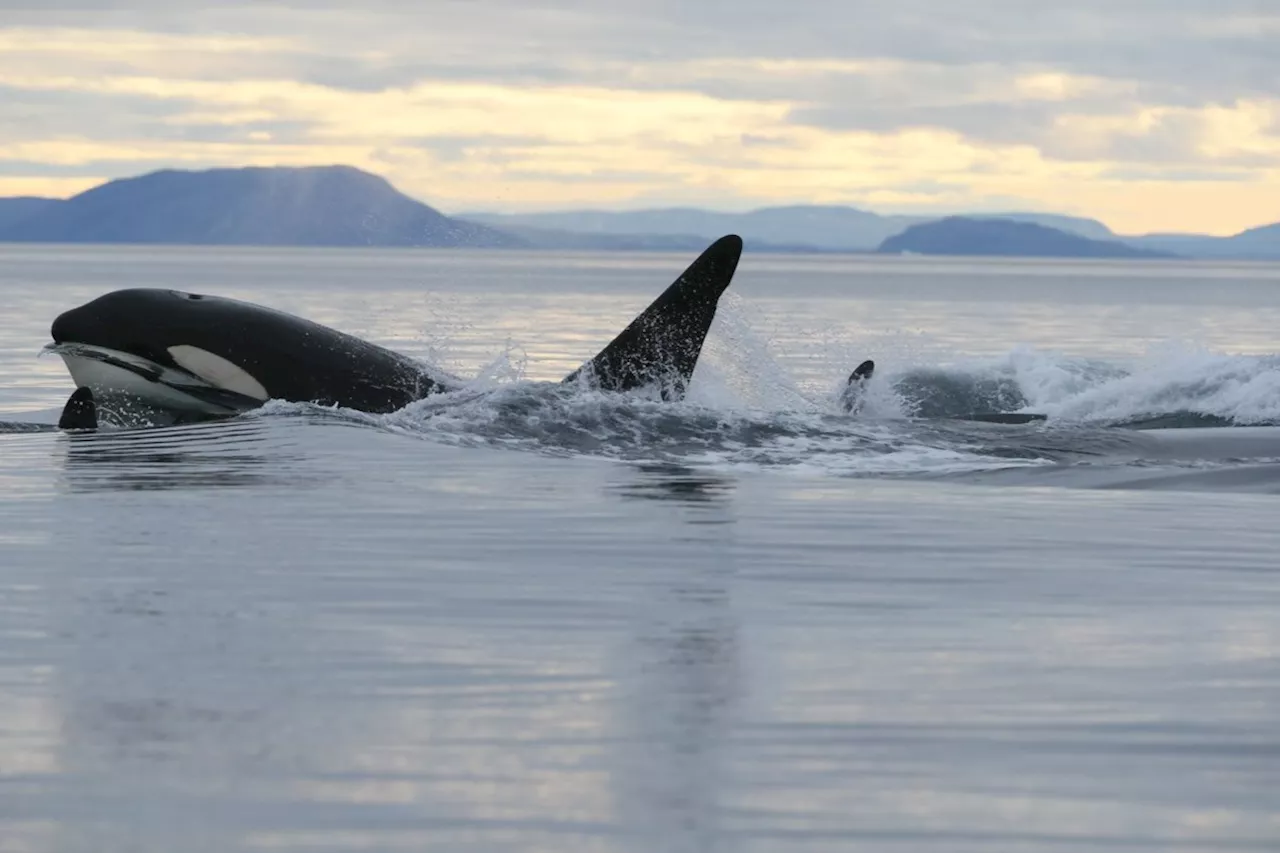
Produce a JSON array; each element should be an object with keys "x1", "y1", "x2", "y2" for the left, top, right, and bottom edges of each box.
[{"x1": 1, "y1": 245, "x2": 1278, "y2": 852}]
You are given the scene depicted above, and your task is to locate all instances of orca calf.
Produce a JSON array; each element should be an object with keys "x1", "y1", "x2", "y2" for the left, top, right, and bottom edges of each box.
[{"x1": 42, "y1": 235, "x2": 743, "y2": 431}]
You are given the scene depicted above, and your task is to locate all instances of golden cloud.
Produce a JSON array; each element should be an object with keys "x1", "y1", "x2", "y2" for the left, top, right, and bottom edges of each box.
[{"x1": 0, "y1": 26, "x2": 1277, "y2": 235}]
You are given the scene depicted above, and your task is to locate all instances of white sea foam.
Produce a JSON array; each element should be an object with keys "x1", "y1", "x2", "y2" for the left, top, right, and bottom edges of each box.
[
  {"x1": 899, "y1": 345, "x2": 1280, "y2": 425},
  {"x1": 232, "y1": 331, "x2": 1280, "y2": 481}
]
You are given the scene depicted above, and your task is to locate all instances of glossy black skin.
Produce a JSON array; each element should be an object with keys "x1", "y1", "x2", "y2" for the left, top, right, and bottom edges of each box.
[
  {"x1": 565, "y1": 234, "x2": 742, "y2": 400},
  {"x1": 58, "y1": 386, "x2": 97, "y2": 430},
  {"x1": 51, "y1": 289, "x2": 455, "y2": 413}
]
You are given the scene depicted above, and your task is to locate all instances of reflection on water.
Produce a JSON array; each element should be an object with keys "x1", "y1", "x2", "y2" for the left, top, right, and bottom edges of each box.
[
  {"x1": 614, "y1": 463, "x2": 736, "y2": 507},
  {"x1": 56, "y1": 420, "x2": 316, "y2": 492},
  {"x1": 605, "y1": 463, "x2": 740, "y2": 851}
]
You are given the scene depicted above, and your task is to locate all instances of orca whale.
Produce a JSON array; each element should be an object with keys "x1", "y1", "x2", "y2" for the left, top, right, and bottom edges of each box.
[
  {"x1": 42, "y1": 235, "x2": 743, "y2": 430},
  {"x1": 837, "y1": 359, "x2": 1280, "y2": 428},
  {"x1": 838, "y1": 358, "x2": 1049, "y2": 424}
]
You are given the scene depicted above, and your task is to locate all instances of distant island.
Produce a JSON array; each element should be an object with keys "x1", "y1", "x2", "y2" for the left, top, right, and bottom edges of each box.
[
  {"x1": 0, "y1": 166, "x2": 521, "y2": 249},
  {"x1": 877, "y1": 217, "x2": 1175, "y2": 259},
  {"x1": 468, "y1": 205, "x2": 1279, "y2": 259},
  {"x1": 1, "y1": 165, "x2": 1277, "y2": 259},
  {"x1": 1125, "y1": 221, "x2": 1280, "y2": 260}
]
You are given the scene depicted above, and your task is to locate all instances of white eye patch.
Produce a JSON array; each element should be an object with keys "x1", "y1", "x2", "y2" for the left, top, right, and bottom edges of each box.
[{"x1": 167, "y1": 345, "x2": 269, "y2": 401}]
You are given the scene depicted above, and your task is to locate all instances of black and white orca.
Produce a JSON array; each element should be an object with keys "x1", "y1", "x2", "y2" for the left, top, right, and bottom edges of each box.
[{"x1": 39, "y1": 235, "x2": 743, "y2": 431}]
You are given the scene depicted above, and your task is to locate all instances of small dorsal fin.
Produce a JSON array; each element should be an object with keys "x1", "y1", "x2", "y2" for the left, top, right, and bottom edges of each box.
[
  {"x1": 563, "y1": 235, "x2": 743, "y2": 400},
  {"x1": 839, "y1": 360, "x2": 876, "y2": 413},
  {"x1": 58, "y1": 387, "x2": 98, "y2": 431}
]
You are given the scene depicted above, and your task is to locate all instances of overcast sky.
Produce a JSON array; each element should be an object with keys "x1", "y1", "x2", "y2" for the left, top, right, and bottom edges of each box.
[{"x1": 1, "y1": 1, "x2": 1277, "y2": 234}]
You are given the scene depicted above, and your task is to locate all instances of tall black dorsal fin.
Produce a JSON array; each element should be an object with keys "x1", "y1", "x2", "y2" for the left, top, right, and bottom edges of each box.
[
  {"x1": 58, "y1": 387, "x2": 98, "y2": 431},
  {"x1": 563, "y1": 235, "x2": 743, "y2": 400}
]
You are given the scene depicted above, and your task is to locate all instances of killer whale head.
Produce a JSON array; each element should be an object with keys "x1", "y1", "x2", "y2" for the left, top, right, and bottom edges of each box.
[{"x1": 49, "y1": 288, "x2": 442, "y2": 417}]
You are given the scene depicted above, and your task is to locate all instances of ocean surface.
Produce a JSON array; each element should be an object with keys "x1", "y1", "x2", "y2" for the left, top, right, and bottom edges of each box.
[{"x1": 1, "y1": 245, "x2": 1278, "y2": 852}]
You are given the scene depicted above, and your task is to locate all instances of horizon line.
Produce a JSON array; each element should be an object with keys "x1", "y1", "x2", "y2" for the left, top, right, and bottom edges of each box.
[{"x1": 1, "y1": 164, "x2": 1274, "y2": 239}]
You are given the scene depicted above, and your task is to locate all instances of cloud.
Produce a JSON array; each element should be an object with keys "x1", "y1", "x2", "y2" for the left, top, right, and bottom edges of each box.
[{"x1": 0, "y1": 3, "x2": 1277, "y2": 234}]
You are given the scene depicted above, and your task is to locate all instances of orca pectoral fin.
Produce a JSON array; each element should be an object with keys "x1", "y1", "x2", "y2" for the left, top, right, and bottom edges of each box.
[
  {"x1": 563, "y1": 234, "x2": 743, "y2": 401},
  {"x1": 58, "y1": 387, "x2": 98, "y2": 431}
]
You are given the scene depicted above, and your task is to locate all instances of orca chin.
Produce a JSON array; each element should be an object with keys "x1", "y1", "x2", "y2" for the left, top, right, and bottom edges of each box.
[{"x1": 44, "y1": 342, "x2": 264, "y2": 417}]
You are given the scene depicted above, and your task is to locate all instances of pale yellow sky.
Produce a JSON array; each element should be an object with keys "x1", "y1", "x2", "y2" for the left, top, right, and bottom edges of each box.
[{"x1": 1, "y1": 6, "x2": 1278, "y2": 237}]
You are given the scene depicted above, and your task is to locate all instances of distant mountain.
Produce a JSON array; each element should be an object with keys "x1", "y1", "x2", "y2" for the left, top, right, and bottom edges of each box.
[
  {"x1": 3, "y1": 166, "x2": 1270, "y2": 257},
  {"x1": 1233, "y1": 222, "x2": 1280, "y2": 257},
  {"x1": 463, "y1": 206, "x2": 1115, "y2": 252},
  {"x1": 0, "y1": 197, "x2": 62, "y2": 232},
  {"x1": 0, "y1": 166, "x2": 523, "y2": 248},
  {"x1": 486, "y1": 222, "x2": 834, "y2": 253},
  {"x1": 475, "y1": 222, "x2": 726, "y2": 252},
  {"x1": 879, "y1": 217, "x2": 1174, "y2": 259},
  {"x1": 1124, "y1": 234, "x2": 1228, "y2": 257},
  {"x1": 969, "y1": 212, "x2": 1114, "y2": 240},
  {"x1": 463, "y1": 206, "x2": 890, "y2": 251},
  {"x1": 1125, "y1": 221, "x2": 1280, "y2": 260}
]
